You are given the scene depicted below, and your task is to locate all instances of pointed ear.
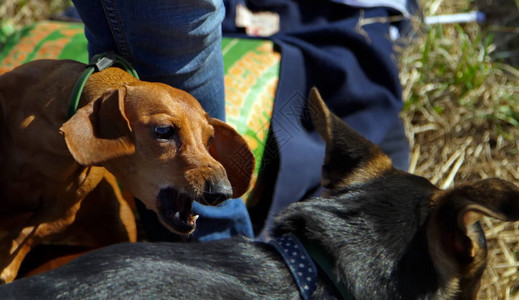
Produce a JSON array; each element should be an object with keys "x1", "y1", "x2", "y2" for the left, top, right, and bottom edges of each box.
[
  {"x1": 60, "y1": 87, "x2": 135, "y2": 165},
  {"x1": 428, "y1": 178, "x2": 519, "y2": 289},
  {"x1": 308, "y1": 87, "x2": 393, "y2": 190},
  {"x1": 208, "y1": 118, "x2": 255, "y2": 198}
]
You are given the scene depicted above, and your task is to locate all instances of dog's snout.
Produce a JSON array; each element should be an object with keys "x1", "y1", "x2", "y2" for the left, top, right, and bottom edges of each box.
[{"x1": 202, "y1": 180, "x2": 233, "y2": 205}]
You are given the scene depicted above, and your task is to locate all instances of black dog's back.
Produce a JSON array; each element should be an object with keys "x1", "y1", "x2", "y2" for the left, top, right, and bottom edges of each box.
[
  {"x1": 1, "y1": 88, "x2": 519, "y2": 299},
  {"x1": 2, "y1": 239, "x2": 303, "y2": 299}
]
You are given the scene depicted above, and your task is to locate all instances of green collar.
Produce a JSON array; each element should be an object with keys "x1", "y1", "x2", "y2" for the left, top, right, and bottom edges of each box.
[{"x1": 67, "y1": 52, "x2": 139, "y2": 119}]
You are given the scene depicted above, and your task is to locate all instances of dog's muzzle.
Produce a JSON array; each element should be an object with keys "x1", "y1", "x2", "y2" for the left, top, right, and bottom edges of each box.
[{"x1": 155, "y1": 181, "x2": 233, "y2": 234}]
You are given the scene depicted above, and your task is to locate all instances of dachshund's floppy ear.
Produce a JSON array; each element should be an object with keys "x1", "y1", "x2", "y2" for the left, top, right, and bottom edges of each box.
[
  {"x1": 60, "y1": 87, "x2": 135, "y2": 165},
  {"x1": 208, "y1": 118, "x2": 254, "y2": 198}
]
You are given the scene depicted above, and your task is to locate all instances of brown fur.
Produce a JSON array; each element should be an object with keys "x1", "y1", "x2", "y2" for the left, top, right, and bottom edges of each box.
[{"x1": 0, "y1": 59, "x2": 254, "y2": 283}]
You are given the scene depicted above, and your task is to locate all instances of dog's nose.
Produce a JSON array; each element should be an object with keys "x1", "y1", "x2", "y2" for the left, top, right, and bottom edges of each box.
[{"x1": 202, "y1": 180, "x2": 233, "y2": 205}]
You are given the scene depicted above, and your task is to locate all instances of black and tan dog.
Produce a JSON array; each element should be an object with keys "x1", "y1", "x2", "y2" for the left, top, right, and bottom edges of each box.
[{"x1": 0, "y1": 88, "x2": 518, "y2": 299}]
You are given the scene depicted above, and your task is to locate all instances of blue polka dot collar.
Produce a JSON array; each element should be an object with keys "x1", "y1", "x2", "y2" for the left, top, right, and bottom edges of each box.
[
  {"x1": 269, "y1": 233, "x2": 355, "y2": 300},
  {"x1": 269, "y1": 233, "x2": 318, "y2": 300}
]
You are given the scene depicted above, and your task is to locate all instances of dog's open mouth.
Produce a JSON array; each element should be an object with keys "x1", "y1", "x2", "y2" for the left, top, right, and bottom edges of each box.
[{"x1": 157, "y1": 188, "x2": 199, "y2": 234}]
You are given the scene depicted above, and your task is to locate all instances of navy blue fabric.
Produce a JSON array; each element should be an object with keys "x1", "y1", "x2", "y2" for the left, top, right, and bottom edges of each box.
[{"x1": 223, "y1": 1, "x2": 410, "y2": 238}]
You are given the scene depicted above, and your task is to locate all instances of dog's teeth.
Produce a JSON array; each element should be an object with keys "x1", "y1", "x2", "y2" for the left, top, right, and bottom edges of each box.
[{"x1": 188, "y1": 215, "x2": 199, "y2": 226}]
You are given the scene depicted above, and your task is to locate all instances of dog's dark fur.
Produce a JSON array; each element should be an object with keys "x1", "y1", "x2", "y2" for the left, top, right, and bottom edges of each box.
[{"x1": 1, "y1": 88, "x2": 518, "y2": 299}]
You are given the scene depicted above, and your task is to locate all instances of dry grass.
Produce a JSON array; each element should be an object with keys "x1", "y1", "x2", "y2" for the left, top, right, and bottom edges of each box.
[
  {"x1": 0, "y1": 0, "x2": 70, "y2": 27},
  {"x1": 1, "y1": 0, "x2": 518, "y2": 298},
  {"x1": 400, "y1": 1, "x2": 519, "y2": 298}
]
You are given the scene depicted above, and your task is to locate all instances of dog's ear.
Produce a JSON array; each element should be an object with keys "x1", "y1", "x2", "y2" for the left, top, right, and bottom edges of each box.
[
  {"x1": 428, "y1": 178, "x2": 519, "y2": 296},
  {"x1": 308, "y1": 87, "x2": 393, "y2": 190},
  {"x1": 60, "y1": 87, "x2": 135, "y2": 165},
  {"x1": 208, "y1": 118, "x2": 254, "y2": 198}
]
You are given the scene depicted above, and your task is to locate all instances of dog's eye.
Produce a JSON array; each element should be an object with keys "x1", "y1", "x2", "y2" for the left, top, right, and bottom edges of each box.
[
  {"x1": 154, "y1": 126, "x2": 176, "y2": 140},
  {"x1": 206, "y1": 135, "x2": 214, "y2": 150}
]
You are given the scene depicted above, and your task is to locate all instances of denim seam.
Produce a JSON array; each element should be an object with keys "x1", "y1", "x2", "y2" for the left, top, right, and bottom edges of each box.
[{"x1": 100, "y1": 0, "x2": 133, "y2": 62}]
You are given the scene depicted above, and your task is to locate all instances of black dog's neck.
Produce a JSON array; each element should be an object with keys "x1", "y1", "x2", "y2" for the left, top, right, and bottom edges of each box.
[
  {"x1": 303, "y1": 240, "x2": 355, "y2": 299},
  {"x1": 268, "y1": 233, "x2": 354, "y2": 300},
  {"x1": 270, "y1": 188, "x2": 442, "y2": 299}
]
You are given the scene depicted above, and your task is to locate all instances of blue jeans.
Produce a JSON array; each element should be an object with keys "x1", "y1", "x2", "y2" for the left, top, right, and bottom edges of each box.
[{"x1": 71, "y1": 0, "x2": 253, "y2": 241}]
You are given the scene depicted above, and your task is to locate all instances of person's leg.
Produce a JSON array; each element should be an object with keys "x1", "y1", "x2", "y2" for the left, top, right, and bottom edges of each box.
[
  {"x1": 72, "y1": 0, "x2": 253, "y2": 241},
  {"x1": 71, "y1": 0, "x2": 225, "y2": 119},
  {"x1": 69, "y1": 1, "x2": 116, "y2": 60},
  {"x1": 191, "y1": 200, "x2": 254, "y2": 241}
]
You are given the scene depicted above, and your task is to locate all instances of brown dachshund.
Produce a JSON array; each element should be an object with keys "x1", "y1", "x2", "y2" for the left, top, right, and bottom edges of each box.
[{"x1": 0, "y1": 59, "x2": 254, "y2": 283}]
